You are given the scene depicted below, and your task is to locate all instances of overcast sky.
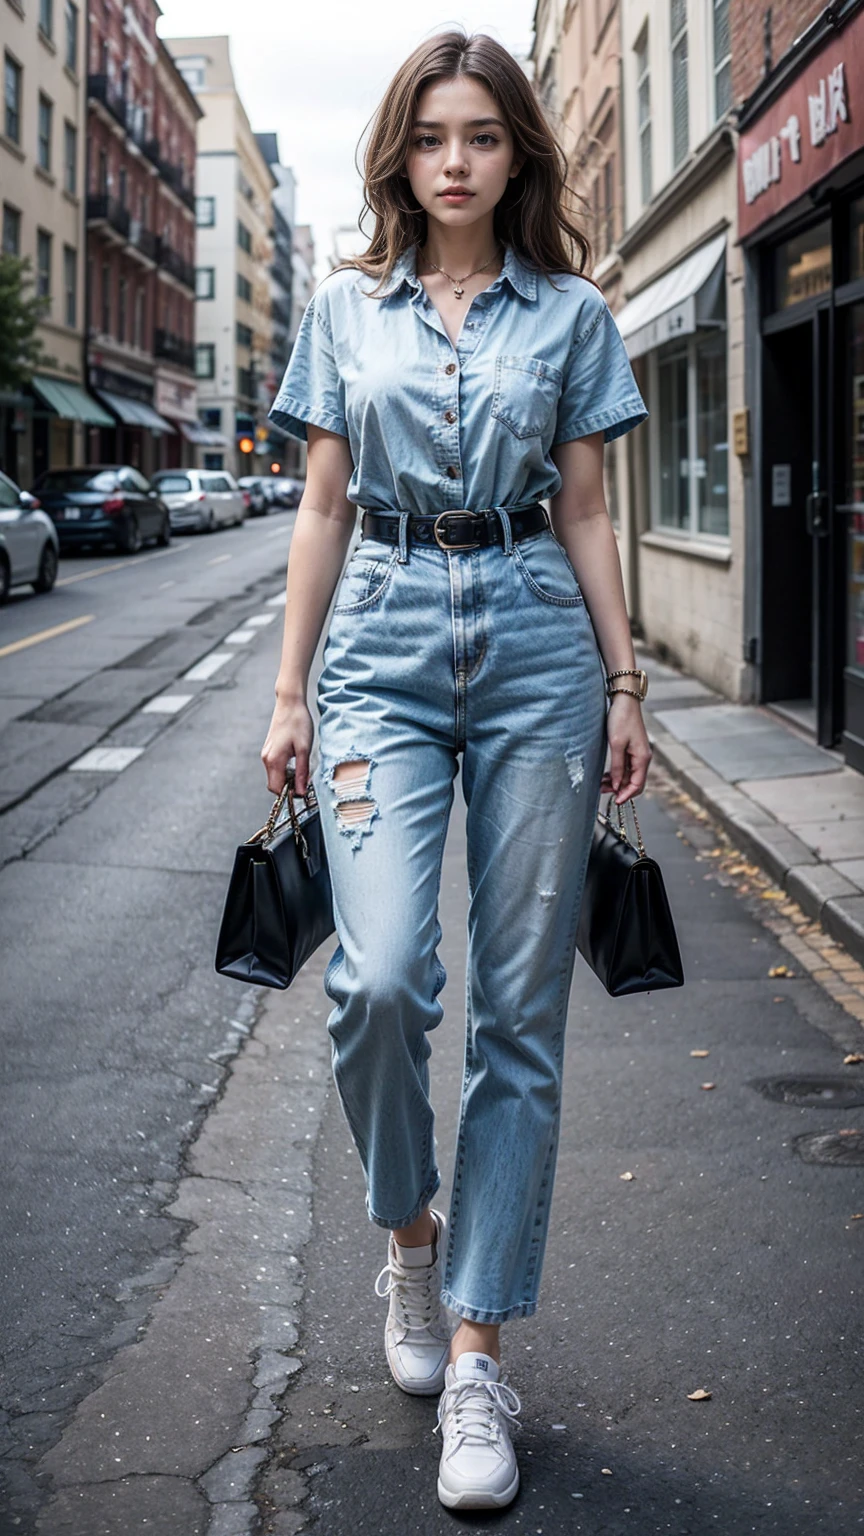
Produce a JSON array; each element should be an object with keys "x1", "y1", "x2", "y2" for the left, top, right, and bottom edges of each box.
[{"x1": 157, "y1": 3, "x2": 537, "y2": 282}]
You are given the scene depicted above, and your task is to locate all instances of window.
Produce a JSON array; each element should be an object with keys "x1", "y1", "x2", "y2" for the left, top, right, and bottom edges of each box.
[
  {"x1": 63, "y1": 244, "x2": 76, "y2": 327},
  {"x1": 653, "y1": 332, "x2": 728, "y2": 539},
  {"x1": 236, "y1": 321, "x2": 253, "y2": 347},
  {"x1": 201, "y1": 406, "x2": 221, "y2": 429},
  {"x1": 134, "y1": 285, "x2": 144, "y2": 348},
  {"x1": 713, "y1": 0, "x2": 731, "y2": 119},
  {"x1": 65, "y1": 0, "x2": 78, "y2": 72},
  {"x1": 38, "y1": 94, "x2": 53, "y2": 171},
  {"x1": 101, "y1": 260, "x2": 110, "y2": 333},
  {"x1": 195, "y1": 266, "x2": 215, "y2": 299},
  {"x1": 670, "y1": 0, "x2": 689, "y2": 169},
  {"x1": 118, "y1": 274, "x2": 126, "y2": 343},
  {"x1": 118, "y1": 166, "x2": 127, "y2": 208},
  {"x1": 98, "y1": 146, "x2": 108, "y2": 195},
  {"x1": 635, "y1": 30, "x2": 651, "y2": 206},
  {"x1": 775, "y1": 222, "x2": 832, "y2": 308},
  {"x1": 36, "y1": 229, "x2": 52, "y2": 300},
  {"x1": 203, "y1": 452, "x2": 224, "y2": 470},
  {"x1": 5, "y1": 55, "x2": 22, "y2": 144},
  {"x1": 39, "y1": 0, "x2": 53, "y2": 39},
  {"x1": 237, "y1": 365, "x2": 254, "y2": 398},
  {"x1": 2, "y1": 203, "x2": 21, "y2": 255},
  {"x1": 196, "y1": 343, "x2": 215, "y2": 378},
  {"x1": 63, "y1": 121, "x2": 76, "y2": 194},
  {"x1": 195, "y1": 196, "x2": 215, "y2": 227},
  {"x1": 237, "y1": 273, "x2": 252, "y2": 303},
  {"x1": 237, "y1": 220, "x2": 252, "y2": 254}
]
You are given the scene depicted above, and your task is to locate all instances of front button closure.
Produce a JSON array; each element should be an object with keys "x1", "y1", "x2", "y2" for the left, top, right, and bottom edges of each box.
[
  {"x1": 445, "y1": 362, "x2": 457, "y2": 375},
  {"x1": 444, "y1": 410, "x2": 456, "y2": 423},
  {"x1": 446, "y1": 466, "x2": 459, "y2": 479}
]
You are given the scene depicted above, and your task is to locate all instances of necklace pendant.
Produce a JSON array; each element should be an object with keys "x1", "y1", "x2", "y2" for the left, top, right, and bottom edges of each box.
[{"x1": 453, "y1": 285, "x2": 464, "y2": 299}]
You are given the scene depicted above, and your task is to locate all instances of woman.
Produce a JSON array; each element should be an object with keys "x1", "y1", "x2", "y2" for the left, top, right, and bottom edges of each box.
[{"x1": 261, "y1": 27, "x2": 650, "y2": 1512}]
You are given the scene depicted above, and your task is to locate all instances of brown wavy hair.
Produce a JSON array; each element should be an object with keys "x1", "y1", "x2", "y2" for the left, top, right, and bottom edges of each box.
[{"x1": 329, "y1": 28, "x2": 592, "y2": 297}]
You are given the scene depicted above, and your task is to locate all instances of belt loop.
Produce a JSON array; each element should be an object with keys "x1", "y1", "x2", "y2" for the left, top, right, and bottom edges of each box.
[
  {"x1": 495, "y1": 506, "x2": 515, "y2": 556},
  {"x1": 397, "y1": 510, "x2": 409, "y2": 563}
]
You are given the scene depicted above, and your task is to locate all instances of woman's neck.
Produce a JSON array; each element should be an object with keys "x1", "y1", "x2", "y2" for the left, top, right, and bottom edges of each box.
[{"x1": 417, "y1": 234, "x2": 504, "y2": 280}]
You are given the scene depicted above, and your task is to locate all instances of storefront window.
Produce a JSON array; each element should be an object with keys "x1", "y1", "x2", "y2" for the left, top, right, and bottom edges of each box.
[
  {"x1": 657, "y1": 349, "x2": 688, "y2": 529},
  {"x1": 845, "y1": 304, "x2": 864, "y2": 677},
  {"x1": 696, "y1": 333, "x2": 728, "y2": 535},
  {"x1": 654, "y1": 335, "x2": 729, "y2": 539},
  {"x1": 850, "y1": 198, "x2": 864, "y2": 282},
  {"x1": 775, "y1": 221, "x2": 832, "y2": 308}
]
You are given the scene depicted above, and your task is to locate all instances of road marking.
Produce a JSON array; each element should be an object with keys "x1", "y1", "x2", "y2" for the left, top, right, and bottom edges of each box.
[
  {"x1": 206, "y1": 554, "x2": 232, "y2": 566},
  {"x1": 0, "y1": 613, "x2": 94, "y2": 658},
  {"x1": 159, "y1": 580, "x2": 177, "y2": 589},
  {"x1": 69, "y1": 746, "x2": 144, "y2": 772},
  {"x1": 266, "y1": 590, "x2": 286, "y2": 607},
  {"x1": 183, "y1": 651, "x2": 233, "y2": 681},
  {"x1": 246, "y1": 613, "x2": 277, "y2": 626},
  {"x1": 224, "y1": 628, "x2": 255, "y2": 645},
  {"x1": 142, "y1": 693, "x2": 194, "y2": 714},
  {"x1": 55, "y1": 543, "x2": 190, "y2": 586}
]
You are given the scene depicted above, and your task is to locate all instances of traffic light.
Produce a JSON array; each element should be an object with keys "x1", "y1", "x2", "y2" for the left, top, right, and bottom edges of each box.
[
  {"x1": 237, "y1": 435, "x2": 254, "y2": 455},
  {"x1": 270, "y1": 461, "x2": 281, "y2": 473}
]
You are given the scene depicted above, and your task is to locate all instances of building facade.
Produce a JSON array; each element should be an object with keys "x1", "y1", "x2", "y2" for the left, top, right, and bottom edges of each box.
[
  {"x1": 164, "y1": 36, "x2": 274, "y2": 478},
  {"x1": 85, "y1": 0, "x2": 201, "y2": 474},
  {"x1": 735, "y1": 0, "x2": 864, "y2": 767},
  {"x1": 1, "y1": 0, "x2": 110, "y2": 485},
  {"x1": 255, "y1": 132, "x2": 296, "y2": 475}
]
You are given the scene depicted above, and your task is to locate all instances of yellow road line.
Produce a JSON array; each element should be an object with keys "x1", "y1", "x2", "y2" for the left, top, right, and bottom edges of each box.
[{"x1": 0, "y1": 613, "x2": 94, "y2": 658}]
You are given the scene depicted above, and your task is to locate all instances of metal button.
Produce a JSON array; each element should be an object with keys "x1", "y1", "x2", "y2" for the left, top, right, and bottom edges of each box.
[
  {"x1": 446, "y1": 466, "x2": 459, "y2": 479},
  {"x1": 444, "y1": 410, "x2": 456, "y2": 424},
  {"x1": 445, "y1": 362, "x2": 457, "y2": 375}
]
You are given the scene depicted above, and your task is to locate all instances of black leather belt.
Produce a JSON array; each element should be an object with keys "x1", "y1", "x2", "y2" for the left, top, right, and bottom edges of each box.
[{"x1": 360, "y1": 502, "x2": 549, "y2": 551}]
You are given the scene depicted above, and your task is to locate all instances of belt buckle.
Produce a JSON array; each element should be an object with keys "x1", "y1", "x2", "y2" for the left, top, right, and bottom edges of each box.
[{"x1": 433, "y1": 509, "x2": 482, "y2": 550}]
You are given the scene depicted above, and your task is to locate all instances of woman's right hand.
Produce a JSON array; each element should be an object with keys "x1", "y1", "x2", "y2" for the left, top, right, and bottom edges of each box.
[{"x1": 260, "y1": 693, "x2": 314, "y2": 798}]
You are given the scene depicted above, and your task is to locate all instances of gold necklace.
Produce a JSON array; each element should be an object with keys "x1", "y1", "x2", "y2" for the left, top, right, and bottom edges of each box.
[{"x1": 418, "y1": 243, "x2": 503, "y2": 299}]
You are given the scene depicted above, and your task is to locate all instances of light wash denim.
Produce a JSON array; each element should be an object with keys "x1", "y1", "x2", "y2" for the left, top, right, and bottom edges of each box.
[
  {"x1": 268, "y1": 241, "x2": 647, "y2": 517},
  {"x1": 310, "y1": 515, "x2": 609, "y2": 1323}
]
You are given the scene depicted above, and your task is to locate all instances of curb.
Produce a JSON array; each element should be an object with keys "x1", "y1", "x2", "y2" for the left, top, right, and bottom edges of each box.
[{"x1": 645, "y1": 708, "x2": 864, "y2": 969}]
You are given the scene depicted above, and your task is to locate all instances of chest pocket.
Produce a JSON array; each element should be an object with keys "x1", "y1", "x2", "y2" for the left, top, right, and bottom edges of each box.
[{"x1": 491, "y1": 355, "x2": 564, "y2": 440}]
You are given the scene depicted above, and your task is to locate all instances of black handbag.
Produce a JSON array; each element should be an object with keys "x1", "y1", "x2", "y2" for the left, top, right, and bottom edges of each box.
[
  {"x1": 215, "y1": 770, "x2": 335, "y2": 989},
  {"x1": 576, "y1": 795, "x2": 684, "y2": 996}
]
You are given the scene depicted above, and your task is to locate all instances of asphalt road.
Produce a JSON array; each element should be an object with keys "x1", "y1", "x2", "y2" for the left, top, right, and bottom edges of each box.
[{"x1": 1, "y1": 516, "x2": 863, "y2": 1535}]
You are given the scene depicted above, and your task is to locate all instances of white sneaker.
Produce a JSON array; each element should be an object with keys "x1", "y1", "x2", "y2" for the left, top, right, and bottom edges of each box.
[
  {"x1": 434, "y1": 1351, "x2": 521, "y2": 1509},
  {"x1": 374, "y1": 1208, "x2": 452, "y2": 1395}
]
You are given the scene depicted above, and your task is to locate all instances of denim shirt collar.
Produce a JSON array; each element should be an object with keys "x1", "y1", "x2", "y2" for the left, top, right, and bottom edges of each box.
[{"x1": 374, "y1": 242, "x2": 538, "y2": 303}]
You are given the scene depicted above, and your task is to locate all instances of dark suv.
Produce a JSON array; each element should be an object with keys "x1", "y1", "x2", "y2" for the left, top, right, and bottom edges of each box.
[{"x1": 31, "y1": 465, "x2": 171, "y2": 553}]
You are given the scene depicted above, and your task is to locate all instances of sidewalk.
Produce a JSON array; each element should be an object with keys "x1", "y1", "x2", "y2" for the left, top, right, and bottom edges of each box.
[{"x1": 640, "y1": 644, "x2": 864, "y2": 965}]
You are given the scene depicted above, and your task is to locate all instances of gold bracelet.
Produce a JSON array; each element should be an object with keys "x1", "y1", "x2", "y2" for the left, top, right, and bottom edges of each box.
[{"x1": 608, "y1": 686, "x2": 644, "y2": 700}]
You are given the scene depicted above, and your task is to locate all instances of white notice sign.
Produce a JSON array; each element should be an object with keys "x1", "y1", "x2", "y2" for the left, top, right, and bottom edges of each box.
[{"x1": 772, "y1": 464, "x2": 792, "y2": 507}]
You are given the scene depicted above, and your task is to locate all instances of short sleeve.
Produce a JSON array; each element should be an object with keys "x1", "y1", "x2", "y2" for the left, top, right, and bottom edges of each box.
[
  {"x1": 268, "y1": 291, "x2": 347, "y2": 442},
  {"x1": 552, "y1": 299, "x2": 648, "y2": 446}
]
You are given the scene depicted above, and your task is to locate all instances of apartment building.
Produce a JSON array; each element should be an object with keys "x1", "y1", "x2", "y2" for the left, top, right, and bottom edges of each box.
[
  {"x1": 255, "y1": 132, "x2": 295, "y2": 474},
  {"x1": 164, "y1": 36, "x2": 274, "y2": 478},
  {"x1": 85, "y1": 0, "x2": 201, "y2": 474},
  {"x1": 1, "y1": 0, "x2": 110, "y2": 484}
]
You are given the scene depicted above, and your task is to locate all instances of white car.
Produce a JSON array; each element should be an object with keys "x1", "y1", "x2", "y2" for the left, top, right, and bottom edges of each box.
[
  {"x1": 0, "y1": 470, "x2": 60, "y2": 603},
  {"x1": 150, "y1": 469, "x2": 246, "y2": 533}
]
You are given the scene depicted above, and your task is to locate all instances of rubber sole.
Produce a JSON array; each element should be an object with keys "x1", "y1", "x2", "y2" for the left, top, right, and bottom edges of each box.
[
  {"x1": 437, "y1": 1467, "x2": 520, "y2": 1509},
  {"x1": 384, "y1": 1346, "x2": 449, "y2": 1396}
]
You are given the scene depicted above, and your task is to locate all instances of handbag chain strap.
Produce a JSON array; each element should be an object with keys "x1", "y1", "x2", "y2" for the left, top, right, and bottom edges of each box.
[
  {"x1": 602, "y1": 793, "x2": 646, "y2": 858},
  {"x1": 250, "y1": 770, "x2": 320, "y2": 859}
]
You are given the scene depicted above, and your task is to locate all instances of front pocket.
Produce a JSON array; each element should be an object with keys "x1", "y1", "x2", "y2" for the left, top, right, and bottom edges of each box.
[
  {"x1": 513, "y1": 530, "x2": 584, "y2": 606},
  {"x1": 333, "y1": 546, "x2": 398, "y2": 613},
  {"x1": 491, "y1": 355, "x2": 564, "y2": 440}
]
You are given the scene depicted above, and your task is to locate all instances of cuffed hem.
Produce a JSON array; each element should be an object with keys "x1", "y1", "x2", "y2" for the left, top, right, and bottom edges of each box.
[
  {"x1": 268, "y1": 397, "x2": 348, "y2": 442},
  {"x1": 552, "y1": 398, "x2": 648, "y2": 445},
  {"x1": 366, "y1": 1168, "x2": 441, "y2": 1230},
  {"x1": 439, "y1": 1288, "x2": 539, "y2": 1324}
]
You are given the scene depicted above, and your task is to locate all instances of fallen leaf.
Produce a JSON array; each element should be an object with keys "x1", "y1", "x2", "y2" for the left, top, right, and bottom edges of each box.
[
  {"x1": 773, "y1": 996, "x2": 784, "y2": 1003},
  {"x1": 760, "y1": 889, "x2": 786, "y2": 901},
  {"x1": 690, "y1": 1049, "x2": 710, "y2": 1058},
  {"x1": 687, "y1": 1388, "x2": 712, "y2": 1401},
  {"x1": 700, "y1": 1082, "x2": 716, "y2": 1091},
  {"x1": 768, "y1": 965, "x2": 792, "y2": 977},
  {"x1": 620, "y1": 1171, "x2": 635, "y2": 1181},
  {"x1": 850, "y1": 1213, "x2": 863, "y2": 1220},
  {"x1": 844, "y1": 1053, "x2": 864, "y2": 1066}
]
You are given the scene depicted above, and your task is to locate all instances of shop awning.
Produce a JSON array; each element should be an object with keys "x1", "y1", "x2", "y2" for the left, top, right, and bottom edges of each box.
[
  {"x1": 180, "y1": 422, "x2": 229, "y2": 447},
  {"x1": 96, "y1": 390, "x2": 177, "y2": 434},
  {"x1": 616, "y1": 233, "x2": 727, "y2": 360},
  {"x1": 31, "y1": 376, "x2": 114, "y2": 426}
]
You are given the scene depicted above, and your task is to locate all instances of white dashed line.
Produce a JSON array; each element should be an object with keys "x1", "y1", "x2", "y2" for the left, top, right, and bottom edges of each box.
[
  {"x1": 246, "y1": 613, "x2": 277, "y2": 627},
  {"x1": 224, "y1": 628, "x2": 256, "y2": 645},
  {"x1": 69, "y1": 747, "x2": 145, "y2": 772},
  {"x1": 142, "y1": 694, "x2": 194, "y2": 715},
  {"x1": 183, "y1": 651, "x2": 233, "y2": 681},
  {"x1": 265, "y1": 591, "x2": 287, "y2": 607},
  {"x1": 206, "y1": 554, "x2": 232, "y2": 566}
]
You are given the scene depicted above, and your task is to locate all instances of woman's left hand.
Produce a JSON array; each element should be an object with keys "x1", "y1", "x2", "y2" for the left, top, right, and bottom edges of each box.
[{"x1": 600, "y1": 694, "x2": 652, "y2": 805}]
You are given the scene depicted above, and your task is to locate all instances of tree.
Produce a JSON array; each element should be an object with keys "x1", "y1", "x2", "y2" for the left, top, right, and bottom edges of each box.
[{"x1": 0, "y1": 253, "x2": 55, "y2": 393}]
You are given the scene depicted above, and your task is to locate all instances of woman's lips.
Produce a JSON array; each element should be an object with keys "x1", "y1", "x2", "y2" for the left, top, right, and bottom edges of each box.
[{"x1": 440, "y1": 190, "x2": 473, "y2": 199}]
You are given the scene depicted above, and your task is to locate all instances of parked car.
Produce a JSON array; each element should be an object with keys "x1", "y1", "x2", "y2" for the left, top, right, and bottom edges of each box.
[
  {"x1": 0, "y1": 470, "x2": 60, "y2": 602},
  {"x1": 270, "y1": 477, "x2": 304, "y2": 509},
  {"x1": 150, "y1": 469, "x2": 247, "y2": 532},
  {"x1": 237, "y1": 476, "x2": 269, "y2": 516},
  {"x1": 30, "y1": 465, "x2": 171, "y2": 554}
]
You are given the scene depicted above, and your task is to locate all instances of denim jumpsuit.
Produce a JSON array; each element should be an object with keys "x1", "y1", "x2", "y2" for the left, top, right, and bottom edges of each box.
[{"x1": 269, "y1": 243, "x2": 647, "y2": 1323}]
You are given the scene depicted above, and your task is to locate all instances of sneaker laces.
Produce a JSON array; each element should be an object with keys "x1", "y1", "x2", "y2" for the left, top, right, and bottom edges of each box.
[
  {"x1": 434, "y1": 1377, "x2": 522, "y2": 1448},
  {"x1": 374, "y1": 1250, "x2": 440, "y2": 1332}
]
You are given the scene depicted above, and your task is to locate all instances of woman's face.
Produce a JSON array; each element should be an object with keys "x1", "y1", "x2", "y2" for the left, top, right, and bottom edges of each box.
[{"x1": 403, "y1": 75, "x2": 524, "y2": 234}]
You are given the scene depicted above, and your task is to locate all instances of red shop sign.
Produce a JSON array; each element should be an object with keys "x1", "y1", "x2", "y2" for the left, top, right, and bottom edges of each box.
[{"x1": 738, "y1": 11, "x2": 864, "y2": 240}]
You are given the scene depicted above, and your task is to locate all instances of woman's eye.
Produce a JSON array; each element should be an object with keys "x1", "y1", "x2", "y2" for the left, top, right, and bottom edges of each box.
[{"x1": 412, "y1": 134, "x2": 500, "y2": 149}]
